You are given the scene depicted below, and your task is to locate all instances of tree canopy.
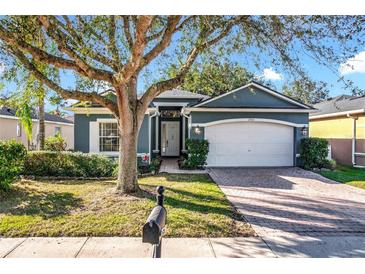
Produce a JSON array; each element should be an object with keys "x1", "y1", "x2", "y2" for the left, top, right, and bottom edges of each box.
[
  {"x1": 0, "y1": 15, "x2": 363, "y2": 192},
  {"x1": 167, "y1": 60, "x2": 255, "y2": 96}
]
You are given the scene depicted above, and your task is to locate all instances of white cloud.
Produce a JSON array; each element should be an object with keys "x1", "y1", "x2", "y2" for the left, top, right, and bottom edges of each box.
[
  {"x1": 263, "y1": 68, "x2": 282, "y2": 81},
  {"x1": 339, "y1": 51, "x2": 365, "y2": 75}
]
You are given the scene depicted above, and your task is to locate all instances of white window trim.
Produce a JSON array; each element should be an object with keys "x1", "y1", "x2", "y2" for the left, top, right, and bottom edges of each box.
[
  {"x1": 16, "y1": 122, "x2": 22, "y2": 137},
  {"x1": 54, "y1": 126, "x2": 61, "y2": 136},
  {"x1": 98, "y1": 121, "x2": 120, "y2": 153},
  {"x1": 91, "y1": 119, "x2": 151, "y2": 160},
  {"x1": 193, "y1": 82, "x2": 312, "y2": 109},
  {"x1": 184, "y1": 108, "x2": 316, "y2": 113},
  {"x1": 192, "y1": 118, "x2": 308, "y2": 128}
]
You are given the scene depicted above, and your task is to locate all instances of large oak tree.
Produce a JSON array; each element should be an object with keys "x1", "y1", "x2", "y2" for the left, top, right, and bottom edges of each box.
[{"x1": 0, "y1": 16, "x2": 363, "y2": 193}]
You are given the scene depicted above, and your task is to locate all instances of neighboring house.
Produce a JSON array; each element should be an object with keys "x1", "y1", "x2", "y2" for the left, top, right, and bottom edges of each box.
[
  {"x1": 67, "y1": 81, "x2": 314, "y2": 167},
  {"x1": 0, "y1": 106, "x2": 74, "y2": 149},
  {"x1": 310, "y1": 95, "x2": 365, "y2": 166}
]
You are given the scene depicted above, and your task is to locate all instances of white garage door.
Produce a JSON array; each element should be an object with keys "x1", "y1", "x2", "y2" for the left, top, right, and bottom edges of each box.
[{"x1": 205, "y1": 121, "x2": 294, "y2": 167}]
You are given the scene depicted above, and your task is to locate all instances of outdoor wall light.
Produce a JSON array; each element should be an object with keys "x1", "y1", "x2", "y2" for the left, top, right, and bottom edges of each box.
[
  {"x1": 301, "y1": 126, "x2": 308, "y2": 136},
  {"x1": 194, "y1": 126, "x2": 202, "y2": 135}
]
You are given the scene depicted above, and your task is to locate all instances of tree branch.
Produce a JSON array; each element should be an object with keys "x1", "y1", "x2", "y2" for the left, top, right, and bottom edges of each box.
[
  {"x1": 107, "y1": 15, "x2": 121, "y2": 68},
  {"x1": 57, "y1": 16, "x2": 117, "y2": 70},
  {"x1": 0, "y1": 25, "x2": 107, "y2": 79},
  {"x1": 138, "y1": 16, "x2": 243, "y2": 111},
  {"x1": 115, "y1": 16, "x2": 154, "y2": 84},
  {"x1": 175, "y1": 16, "x2": 196, "y2": 31},
  {"x1": 139, "y1": 16, "x2": 181, "y2": 70},
  {"x1": 122, "y1": 16, "x2": 134, "y2": 49},
  {"x1": 38, "y1": 16, "x2": 114, "y2": 83},
  {"x1": 9, "y1": 46, "x2": 118, "y2": 115}
]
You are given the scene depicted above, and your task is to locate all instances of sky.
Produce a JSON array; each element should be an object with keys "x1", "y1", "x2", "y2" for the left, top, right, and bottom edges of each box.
[{"x1": 1, "y1": 25, "x2": 365, "y2": 113}]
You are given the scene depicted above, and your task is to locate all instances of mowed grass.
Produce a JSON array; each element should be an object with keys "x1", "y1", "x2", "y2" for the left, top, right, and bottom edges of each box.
[
  {"x1": 320, "y1": 165, "x2": 365, "y2": 190},
  {"x1": 0, "y1": 174, "x2": 254, "y2": 237}
]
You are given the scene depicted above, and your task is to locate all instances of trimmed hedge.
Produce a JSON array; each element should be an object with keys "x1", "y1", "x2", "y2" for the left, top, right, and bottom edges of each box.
[
  {"x1": 23, "y1": 151, "x2": 117, "y2": 177},
  {"x1": 300, "y1": 137, "x2": 329, "y2": 170},
  {"x1": 180, "y1": 139, "x2": 209, "y2": 169},
  {"x1": 0, "y1": 140, "x2": 27, "y2": 191}
]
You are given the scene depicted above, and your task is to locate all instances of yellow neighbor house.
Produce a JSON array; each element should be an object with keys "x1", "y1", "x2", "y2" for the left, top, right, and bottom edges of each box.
[{"x1": 310, "y1": 95, "x2": 365, "y2": 167}]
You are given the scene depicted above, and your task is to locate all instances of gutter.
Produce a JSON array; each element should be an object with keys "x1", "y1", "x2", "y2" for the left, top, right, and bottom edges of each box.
[
  {"x1": 184, "y1": 107, "x2": 316, "y2": 113},
  {"x1": 310, "y1": 109, "x2": 365, "y2": 120}
]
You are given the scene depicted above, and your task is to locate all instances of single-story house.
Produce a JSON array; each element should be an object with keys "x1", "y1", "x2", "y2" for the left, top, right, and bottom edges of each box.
[
  {"x1": 0, "y1": 106, "x2": 74, "y2": 149},
  {"x1": 310, "y1": 95, "x2": 365, "y2": 167},
  {"x1": 68, "y1": 81, "x2": 314, "y2": 167}
]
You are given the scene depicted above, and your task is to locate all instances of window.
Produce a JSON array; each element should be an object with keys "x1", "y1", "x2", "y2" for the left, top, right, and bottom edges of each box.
[
  {"x1": 160, "y1": 109, "x2": 180, "y2": 118},
  {"x1": 99, "y1": 123, "x2": 119, "y2": 152},
  {"x1": 16, "y1": 123, "x2": 22, "y2": 137},
  {"x1": 55, "y1": 127, "x2": 61, "y2": 136}
]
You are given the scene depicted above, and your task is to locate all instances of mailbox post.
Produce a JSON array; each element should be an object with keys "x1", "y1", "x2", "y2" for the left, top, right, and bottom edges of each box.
[{"x1": 142, "y1": 186, "x2": 167, "y2": 258}]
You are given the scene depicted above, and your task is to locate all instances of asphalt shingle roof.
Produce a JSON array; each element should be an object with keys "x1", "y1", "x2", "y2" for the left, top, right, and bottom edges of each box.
[
  {"x1": 0, "y1": 106, "x2": 74, "y2": 124},
  {"x1": 311, "y1": 95, "x2": 365, "y2": 116},
  {"x1": 156, "y1": 89, "x2": 210, "y2": 99}
]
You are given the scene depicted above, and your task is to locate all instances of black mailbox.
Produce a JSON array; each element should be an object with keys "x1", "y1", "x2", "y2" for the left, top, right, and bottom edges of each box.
[
  {"x1": 142, "y1": 186, "x2": 167, "y2": 258},
  {"x1": 142, "y1": 205, "x2": 166, "y2": 244}
]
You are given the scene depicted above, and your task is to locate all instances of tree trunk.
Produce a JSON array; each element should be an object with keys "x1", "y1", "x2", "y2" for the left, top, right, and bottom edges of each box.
[
  {"x1": 115, "y1": 79, "x2": 143, "y2": 193},
  {"x1": 117, "y1": 115, "x2": 140, "y2": 193},
  {"x1": 37, "y1": 92, "x2": 45, "y2": 150}
]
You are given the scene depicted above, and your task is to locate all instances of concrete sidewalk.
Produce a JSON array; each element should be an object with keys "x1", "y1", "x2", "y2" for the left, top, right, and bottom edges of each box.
[{"x1": 0, "y1": 237, "x2": 276, "y2": 258}]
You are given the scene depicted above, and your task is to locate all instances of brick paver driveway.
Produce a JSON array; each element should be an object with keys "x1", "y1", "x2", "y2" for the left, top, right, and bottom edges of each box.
[{"x1": 208, "y1": 167, "x2": 365, "y2": 257}]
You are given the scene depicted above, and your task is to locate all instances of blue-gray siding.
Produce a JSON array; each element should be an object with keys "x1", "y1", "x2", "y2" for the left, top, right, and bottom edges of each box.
[
  {"x1": 74, "y1": 113, "x2": 149, "y2": 154},
  {"x1": 191, "y1": 112, "x2": 308, "y2": 125},
  {"x1": 200, "y1": 86, "x2": 301, "y2": 109}
]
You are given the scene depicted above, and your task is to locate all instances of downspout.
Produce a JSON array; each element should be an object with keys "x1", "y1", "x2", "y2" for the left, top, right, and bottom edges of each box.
[
  {"x1": 181, "y1": 107, "x2": 191, "y2": 147},
  {"x1": 347, "y1": 113, "x2": 357, "y2": 166}
]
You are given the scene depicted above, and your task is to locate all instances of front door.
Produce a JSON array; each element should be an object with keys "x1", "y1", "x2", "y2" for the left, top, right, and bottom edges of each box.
[{"x1": 161, "y1": 121, "x2": 180, "y2": 156}]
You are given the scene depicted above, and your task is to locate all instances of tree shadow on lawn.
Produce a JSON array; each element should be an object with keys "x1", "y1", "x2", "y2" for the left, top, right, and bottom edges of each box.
[
  {"x1": 0, "y1": 186, "x2": 83, "y2": 219},
  {"x1": 138, "y1": 183, "x2": 236, "y2": 218}
]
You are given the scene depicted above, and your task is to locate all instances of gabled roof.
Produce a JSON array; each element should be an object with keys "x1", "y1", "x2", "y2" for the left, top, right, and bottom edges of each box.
[
  {"x1": 310, "y1": 94, "x2": 365, "y2": 119},
  {"x1": 192, "y1": 81, "x2": 314, "y2": 109},
  {"x1": 0, "y1": 106, "x2": 74, "y2": 124},
  {"x1": 69, "y1": 89, "x2": 209, "y2": 108},
  {"x1": 155, "y1": 89, "x2": 209, "y2": 100}
]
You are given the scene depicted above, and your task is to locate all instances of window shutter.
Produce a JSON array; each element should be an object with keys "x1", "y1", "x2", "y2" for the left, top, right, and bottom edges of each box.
[{"x1": 89, "y1": 121, "x2": 99, "y2": 152}]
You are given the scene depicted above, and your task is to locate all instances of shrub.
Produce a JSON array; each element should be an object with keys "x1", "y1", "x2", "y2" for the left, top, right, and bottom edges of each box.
[
  {"x1": 0, "y1": 140, "x2": 27, "y2": 191},
  {"x1": 300, "y1": 137, "x2": 329, "y2": 170},
  {"x1": 181, "y1": 139, "x2": 209, "y2": 169},
  {"x1": 322, "y1": 159, "x2": 337, "y2": 170},
  {"x1": 149, "y1": 156, "x2": 162, "y2": 173},
  {"x1": 23, "y1": 151, "x2": 117, "y2": 177},
  {"x1": 44, "y1": 133, "x2": 67, "y2": 151}
]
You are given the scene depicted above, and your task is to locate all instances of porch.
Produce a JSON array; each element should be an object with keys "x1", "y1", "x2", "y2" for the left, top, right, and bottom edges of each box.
[{"x1": 159, "y1": 158, "x2": 207, "y2": 174}]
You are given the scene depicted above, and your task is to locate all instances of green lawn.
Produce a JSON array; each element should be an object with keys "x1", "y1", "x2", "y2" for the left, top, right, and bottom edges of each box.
[
  {"x1": 319, "y1": 165, "x2": 365, "y2": 190},
  {"x1": 0, "y1": 174, "x2": 254, "y2": 237}
]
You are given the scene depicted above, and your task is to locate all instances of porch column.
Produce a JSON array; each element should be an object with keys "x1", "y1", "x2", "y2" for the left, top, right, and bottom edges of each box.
[
  {"x1": 182, "y1": 116, "x2": 186, "y2": 151},
  {"x1": 153, "y1": 108, "x2": 160, "y2": 152}
]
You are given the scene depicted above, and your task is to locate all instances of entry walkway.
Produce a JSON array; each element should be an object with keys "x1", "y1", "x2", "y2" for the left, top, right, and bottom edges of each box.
[
  {"x1": 159, "y1": 158, "x2": 207, "y2": 174},
  {"x1": 0, "y1": 237, "x2": 275, "y2": 258}
]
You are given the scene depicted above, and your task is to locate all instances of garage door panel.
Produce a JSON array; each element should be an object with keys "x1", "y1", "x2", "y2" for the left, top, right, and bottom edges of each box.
[{"x1": 205, "y1": 121, "x2": 294, "y2": 167}]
